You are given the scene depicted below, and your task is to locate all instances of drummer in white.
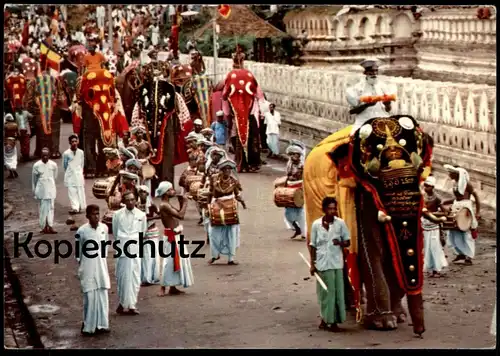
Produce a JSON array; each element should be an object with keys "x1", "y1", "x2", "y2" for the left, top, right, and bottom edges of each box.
[
  {"x1": 442, "y1": 165, "x2": 481, "y2": 265},
  {"x1": 346, "y1": 59, "x2": 395, "y2": 135}
]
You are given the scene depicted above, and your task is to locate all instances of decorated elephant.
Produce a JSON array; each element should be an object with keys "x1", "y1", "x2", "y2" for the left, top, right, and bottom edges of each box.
[
  {"x1": 170, "y1": 63, "x2": 201, "y2": 120},
  {"x1": 222, "y1": 68, "x2": 264, "y2": 173},
  {"x1": 115, "y1": 61, "x2": 143, "y2": 124},
  {"x1": 130, "y1": 61, "x2": 192, "y2": 190},
  {"x1": 59, "y1": 69, "x2": 78, "y2": 123},
  {"x1": 23, "y1": 71, "x2": 67, "y2": 159},
  {"x1": 303, "y1": 115, "x2": 433, "y2": 336},
  {"x1": 67, "y1": 45, "x2": 88, "y2": 75},
  {"x1": 73, "y1": 69, "x2": 129, "y2": 178},
  {"x1": 5, "y1": 71, "x2": 31, "y2": 160}
]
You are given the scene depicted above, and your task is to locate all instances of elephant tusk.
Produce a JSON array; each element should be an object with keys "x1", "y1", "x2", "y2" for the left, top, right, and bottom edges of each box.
[
  {"x1": 229, "y1": 84, "x2": 236, "y2": 97},
  {"x1": 245, "y1": 82, "x2": 253, "y2": 96},
  {"x1": 378, "y1": 210, "x2": 392, "y2": 223}
]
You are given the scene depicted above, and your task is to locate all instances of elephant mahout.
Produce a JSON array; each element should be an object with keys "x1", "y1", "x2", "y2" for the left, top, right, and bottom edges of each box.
[
  {"x1": 130, "y1": 61, "x2": 193, "y2": 191},
  {"x1": 72, "y1": 68, "x2": 129, "y2": 178},
  {"x1": 222, "y1": 68, "x2": 264, "y2": 173},
  {"x1": 303, "y1": 115, "x2": 433, "y2": 336}
]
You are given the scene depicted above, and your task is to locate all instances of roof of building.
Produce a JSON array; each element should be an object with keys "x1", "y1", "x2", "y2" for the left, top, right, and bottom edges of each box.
[{"x1": 194, "y1": 5, "x2": 288, "y2": 39}]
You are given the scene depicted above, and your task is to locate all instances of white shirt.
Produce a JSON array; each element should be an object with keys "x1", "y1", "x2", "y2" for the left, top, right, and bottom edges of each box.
[
  {"x1": 96, "y1": 6, "x2": 106, "y2": 18},
  {"x1": 112, "y1": 207, "x2": 147, "y2": 258},
  {"x1": 32, "y1": 160, "x2": 58, "y2": 200},
  {"x1": 75, "y1": 222, "x2": 111, "y2": 293},
  {"x1": 310, "y1": 217, "x2": 350, "y2": 271},
  {"x1": 63, "y1": 148, "x2": 85, "y2": 187},
  {"x1": 346, "y1": 78, "x2": 393, "y2": 133},
  {"x1": 264, "y1": 111, "x2": 281, "y2": 135}
]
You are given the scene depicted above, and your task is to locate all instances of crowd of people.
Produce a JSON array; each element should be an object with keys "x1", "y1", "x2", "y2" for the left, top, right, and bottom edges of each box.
[{"x1": 4, "y1": 4, "x2": 490, "y2": 340}]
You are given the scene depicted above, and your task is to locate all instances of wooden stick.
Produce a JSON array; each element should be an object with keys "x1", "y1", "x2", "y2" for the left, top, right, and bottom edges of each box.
[{"x1": 299, "y1": 252, "x2": 328, "y2": 291}]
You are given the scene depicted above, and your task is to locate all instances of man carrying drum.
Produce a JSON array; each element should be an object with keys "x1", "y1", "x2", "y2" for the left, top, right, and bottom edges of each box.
[
  {"x1": 442, "y1": 165, "x2": 481, "y2": 265},
  {"x1": 282, "y1": 141, "x2": 306, "y2": 240}
]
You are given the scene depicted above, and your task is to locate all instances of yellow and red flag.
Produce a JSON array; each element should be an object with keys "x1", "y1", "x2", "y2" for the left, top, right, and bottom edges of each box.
[
  {"x1": 40, "y1": 41, "x2": 62, "y2": 74},
  {"x1": 218, "y1": 5, "x2": 231, "y2": 19}
]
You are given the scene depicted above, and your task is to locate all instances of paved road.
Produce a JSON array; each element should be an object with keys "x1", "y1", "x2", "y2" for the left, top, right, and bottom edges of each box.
[{"x1": 3, "y1": 123, "x2": 496, "y2": 349}]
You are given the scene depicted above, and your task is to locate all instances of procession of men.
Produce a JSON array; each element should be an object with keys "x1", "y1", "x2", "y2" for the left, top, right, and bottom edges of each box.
[{"x1": 3, "y1": 4, "x2": 494, "y2": 348}]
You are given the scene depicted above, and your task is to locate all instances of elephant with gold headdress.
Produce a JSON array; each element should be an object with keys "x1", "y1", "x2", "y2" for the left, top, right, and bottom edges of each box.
[
  {"x1": 72, "y1": 69, "x2": 129, "y2": 178},
  {"x1": 303, "y1": 115, "x2": 433, "y2": 336},
  {"x1": 170, "y1": 63, "x2": 201, "y2": 120}
]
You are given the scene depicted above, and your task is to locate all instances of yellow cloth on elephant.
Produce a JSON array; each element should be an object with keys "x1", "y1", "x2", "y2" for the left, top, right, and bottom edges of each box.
[{"x1": 303, "y1": 126, "x2": 358, "y2": 254}]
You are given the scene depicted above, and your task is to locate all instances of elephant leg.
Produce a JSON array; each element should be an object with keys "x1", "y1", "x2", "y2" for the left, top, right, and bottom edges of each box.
[
  {"x1": 356, "y1": 188, "x2": 397, "y2": 330},
  {"x1": 34, "y1": 119, "x2": 42, "y2": 158},
  {"x1": 19, "y1": 130, "x2": 31, "y2": 160},
  {"x1": 381, "y1": 244, "x2": 407, "y2": 323},
  {"x1": 96, "y1": 138, "x2": 107, "y2": 177},
  {"x1": 159, "y1": 116, "x2": 175, "y2": 185},
  {"x1": 82, "y1": 113, "x2": 97, "y2": 177},
  {"x1": 50, "y1": 111, "x2": 62, "y2": 159}
]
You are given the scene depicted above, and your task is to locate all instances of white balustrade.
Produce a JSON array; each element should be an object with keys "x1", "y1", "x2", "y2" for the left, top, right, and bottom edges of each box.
[{"x1": 183, "y1": 53, "x2": 496, "y2": 156}]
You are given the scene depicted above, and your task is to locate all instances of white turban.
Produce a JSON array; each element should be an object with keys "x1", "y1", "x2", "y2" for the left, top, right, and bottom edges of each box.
[
  {"x1": 131, "y1": 125, "x2": 146, "y2": 135},
  {"x1": 424, "y1": 176, "x2": 436, "y2": 187},
  {"x1": 193, "y1": 119, "x2": 203, "y2": 125},
  {"x1": 444, "y1": 164, "x2": 469, "y2": 196},
  {"x1": 216, "y1": 110, "x2": 224, "y2": 117},
  {"x1": 155, "y1": 181, "x2": 173, "y2": 197},
  {"x1": 137, "y1": 185, "x2": 150, "y2": 194}
]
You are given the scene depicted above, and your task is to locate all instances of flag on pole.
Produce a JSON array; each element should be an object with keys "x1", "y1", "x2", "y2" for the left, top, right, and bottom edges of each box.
[
  {"x1": 40, "y1": 41, "x2": 62, "y2": 74},
  {"x1": 218, "y1": 5, "x2": 231, "y2": 19}
]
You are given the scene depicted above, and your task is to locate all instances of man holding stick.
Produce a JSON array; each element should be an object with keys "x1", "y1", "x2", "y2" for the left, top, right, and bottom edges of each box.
[{"x1": 309, "y1": 197, "x2": 350, "y2": 332}]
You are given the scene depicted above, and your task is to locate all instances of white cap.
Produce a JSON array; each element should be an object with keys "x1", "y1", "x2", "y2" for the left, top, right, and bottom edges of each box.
[
  {"x1": 216, "y1": 110, "x2": 224, "y2": 117},
  {"x1": 193, "y1": 119, "x2": 203, "y2": 125}
]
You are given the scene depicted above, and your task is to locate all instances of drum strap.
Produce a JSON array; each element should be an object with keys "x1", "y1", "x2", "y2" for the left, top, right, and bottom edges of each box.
[{"x1": 164, "y1": 229, "x2": 181, "y2": 272}]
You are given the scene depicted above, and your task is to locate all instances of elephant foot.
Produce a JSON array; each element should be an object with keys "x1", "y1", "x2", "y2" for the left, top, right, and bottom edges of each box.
[
  {"x1": 392, "y1": 302, "x2": 408, "y2": 323},
  {"x1": 363, "y1": 312, "x2": 398, "y2": 331}
]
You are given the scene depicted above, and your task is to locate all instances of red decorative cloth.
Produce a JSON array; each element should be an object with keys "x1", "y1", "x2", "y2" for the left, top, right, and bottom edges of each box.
[{"x1": 164, "y1": 228, "x2": 181, "y2": 272}]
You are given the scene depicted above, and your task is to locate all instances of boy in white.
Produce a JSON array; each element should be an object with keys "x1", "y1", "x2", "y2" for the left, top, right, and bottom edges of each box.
[
  {"x1": 112, "y1": 191, "x2": 147, "y2": 315},
  {"x1": 32, "y1": 148, "x2": 58, "y2": 234},
  {"x1": 63, "y1": 134, "x2": 86, "y2": 214},
  {"x1": 76, "y1": 205, "x2": 111, "y2": 336}
]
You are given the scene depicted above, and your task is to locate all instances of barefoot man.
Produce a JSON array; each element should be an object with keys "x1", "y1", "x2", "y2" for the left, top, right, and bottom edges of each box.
[
  {"x1": 112, "y1": 191, "x2": 147, "y2": 315},
  {"x1": 32, "y1": 147, "x2": 58, "y2": 234},
  {"x1": 155, "y1": 181, "x2": 195, "y2": 296}
]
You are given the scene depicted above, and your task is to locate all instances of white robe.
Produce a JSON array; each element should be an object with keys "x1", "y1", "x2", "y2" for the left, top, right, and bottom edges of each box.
[
  {"x1": 345, "y1": 79, "x2": 394, "y2": 134},
  {"x1": 76, "y1": 223, "x2": 111, "y2": 333},
  {"x1": 151, "y1": 26, "x2": 160, "y2": 46},
  {"x1": 161, "y1": 225, "x2": 194, "y2": 288},
  {"x1": 112, "y1": 207, "x2": 147, "y2": 310},
  {"x1": 421, "y1": 217, "x2": 448, "y2": 272},
  {"x1": 63, "y1": 148, "x2": 86, "y2": 212},
  {"x1": 32, "y1": 160, "x2": 58, "y2": 229},
  {"x1": 4, "y1": 145, "x2": 17, "y2": 170}
]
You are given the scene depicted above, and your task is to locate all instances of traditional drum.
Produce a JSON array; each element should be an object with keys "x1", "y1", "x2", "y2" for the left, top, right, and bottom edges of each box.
[
  {"x1": 274, "y1": 187, "x2": 304, "y2": 208},
  {"x1": 209, "y1": 198, "x2": 239, "y2": 226},
  {"x1": 179, "y1": 169, "x2": 195, "y2": 188},
  {"x1": 102, "y1": 210, "x2": 114, "y2": 231},
  {"x1": 441, "y1": 208, "x2": 472, "y2": 232},
  {"x1": 92, "y1": 178, "x2": 113, "y2": 199},
  {"x1": 189, "y1": 181, "x2": 203, "y2": 198},
  {"x1": 197, "y1": 188, "x2": 210, "y2": 204},
  {"x1": 142, "y1": 163, "x2": 156, "y2": 180},
  {"x1": 274, "y1": 176, "x2": 288, "y2": 188},
  {"x1": 185, "y1": 174, "x2": 203, "y2": 189}
]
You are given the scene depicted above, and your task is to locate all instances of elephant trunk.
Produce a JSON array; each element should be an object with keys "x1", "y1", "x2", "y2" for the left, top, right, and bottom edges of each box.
[{"x1": 407, "y1": 293, "x2": 425, "y2": 336}]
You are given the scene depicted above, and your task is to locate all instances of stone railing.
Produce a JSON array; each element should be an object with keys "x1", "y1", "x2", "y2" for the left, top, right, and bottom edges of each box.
[
  {"x1": 415, "y1": 7, "x2": 496, "y2": 85},
  {"x1": 182, "y1": 54, "x2": 496, "y2": 220}
]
